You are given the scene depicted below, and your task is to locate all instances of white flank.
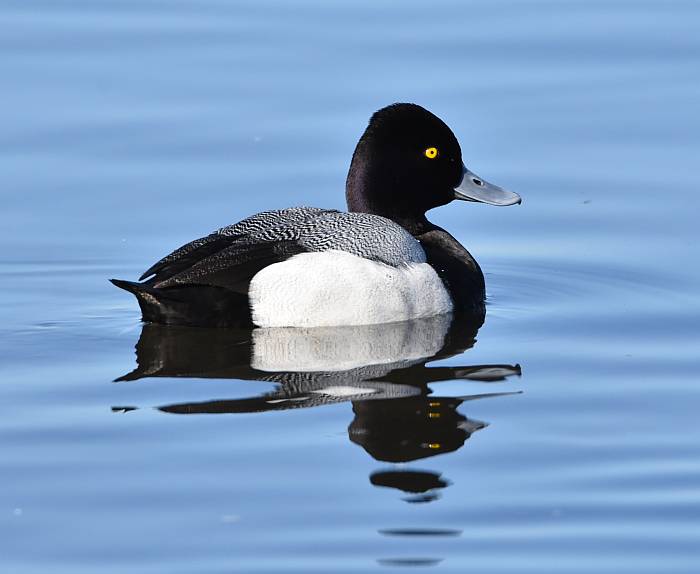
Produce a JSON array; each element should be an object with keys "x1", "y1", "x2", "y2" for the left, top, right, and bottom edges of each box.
[{"x1": 249, "y1": 250, "x2": 453, "y2": 328}]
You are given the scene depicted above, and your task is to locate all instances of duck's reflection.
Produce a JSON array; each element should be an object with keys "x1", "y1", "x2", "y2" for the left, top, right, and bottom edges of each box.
[{"x1": 116, "y1": 313, "x2": 520, "y2": 497}]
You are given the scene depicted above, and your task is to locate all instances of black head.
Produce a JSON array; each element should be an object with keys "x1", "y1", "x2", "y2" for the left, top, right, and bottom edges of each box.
[{"x1": 346, "y1": 103, "x2": 520, "y2": 233}]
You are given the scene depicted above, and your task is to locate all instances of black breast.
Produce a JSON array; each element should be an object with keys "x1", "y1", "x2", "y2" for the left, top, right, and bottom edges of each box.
[{"x1": 416, "y1": 227, "x2": 486, "y2": 313}]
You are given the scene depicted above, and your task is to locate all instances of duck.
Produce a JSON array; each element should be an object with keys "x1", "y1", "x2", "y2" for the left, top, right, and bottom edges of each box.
[{"x1": 111, "y1": 103, "x2": 521, "y2": 328}]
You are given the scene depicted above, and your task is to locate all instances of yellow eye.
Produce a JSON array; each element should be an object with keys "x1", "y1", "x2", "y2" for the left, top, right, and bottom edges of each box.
[{"x1": 424, "y1": 147, "x2": 439, "y2": 159}]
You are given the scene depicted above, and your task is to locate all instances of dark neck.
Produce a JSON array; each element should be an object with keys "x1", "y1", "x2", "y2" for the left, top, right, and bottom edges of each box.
[
  {"x1": 346, "y1": 153, "x2": 433, "y2": 236},
  {"x1": 373, "y1": 212, "x2": 434, "y2": 236}
]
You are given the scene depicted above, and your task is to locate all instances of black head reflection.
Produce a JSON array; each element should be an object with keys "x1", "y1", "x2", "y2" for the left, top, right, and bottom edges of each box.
[{"x1": 349, "y1": 396, "x2": 486, "y2": 463}]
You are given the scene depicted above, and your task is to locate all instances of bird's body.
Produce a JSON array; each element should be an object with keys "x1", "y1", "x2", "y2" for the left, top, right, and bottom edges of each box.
[{"x1": 112, "y1": 104, "x2": 520, "y2": 327}]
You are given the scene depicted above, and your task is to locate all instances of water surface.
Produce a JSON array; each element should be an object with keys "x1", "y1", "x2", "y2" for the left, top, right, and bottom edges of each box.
[{"x1": 2, "y1": 1, "x2": 700, "y2": 572}]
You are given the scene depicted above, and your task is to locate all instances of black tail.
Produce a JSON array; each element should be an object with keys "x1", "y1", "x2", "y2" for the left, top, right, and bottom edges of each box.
[
  {"x1": 110, "y1": 278, "x2": 158, "y2": 297},
  {"x1": 110, "y1": 278, "x2": 252, "y2": 327}
]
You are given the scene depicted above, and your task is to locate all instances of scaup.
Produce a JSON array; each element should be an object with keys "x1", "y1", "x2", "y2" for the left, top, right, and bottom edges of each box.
[{"x1": 111, "y1": 103, "x2": 520, "y2": 327}]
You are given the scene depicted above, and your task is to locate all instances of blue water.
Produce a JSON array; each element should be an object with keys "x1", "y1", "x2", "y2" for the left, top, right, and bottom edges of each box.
[{"x1": 2, "y1": 1, "x2": 700, "y2": 572}]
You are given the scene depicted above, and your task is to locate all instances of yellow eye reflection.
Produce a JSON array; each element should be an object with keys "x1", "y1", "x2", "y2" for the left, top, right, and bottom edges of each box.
[{"x1": 424, "y1": 147, "x2": 439, "y2": 159}]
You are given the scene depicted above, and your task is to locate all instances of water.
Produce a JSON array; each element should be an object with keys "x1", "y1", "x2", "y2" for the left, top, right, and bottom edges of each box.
[{"x1": 2, "y1": 1, "x2": 700, "y2": 572}]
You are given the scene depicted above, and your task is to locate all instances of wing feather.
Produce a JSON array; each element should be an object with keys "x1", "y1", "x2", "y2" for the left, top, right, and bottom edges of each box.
[
  {"x1": 139, "y1": 207, "x2": 336, "y2": 284},
  {"x1": 153, "y1": 240, "x2": 308, "y2": 292}
]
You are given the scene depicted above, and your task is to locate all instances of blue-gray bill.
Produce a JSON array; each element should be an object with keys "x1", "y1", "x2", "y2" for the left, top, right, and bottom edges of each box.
[{"x1": 453, "y1": 165, "x2": 521, "y2": 206}]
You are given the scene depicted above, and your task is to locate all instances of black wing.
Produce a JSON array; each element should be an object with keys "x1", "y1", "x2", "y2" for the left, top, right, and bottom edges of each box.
[
  {"x1": 139, "y1": 206, "x2": 335, "y2": 285},
  {"x1": 151, "y1": 239, "x2": 308, "y2": 293},
  {"x1": 139, "y1": 232, "x2": 241, "y2": 283}
]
